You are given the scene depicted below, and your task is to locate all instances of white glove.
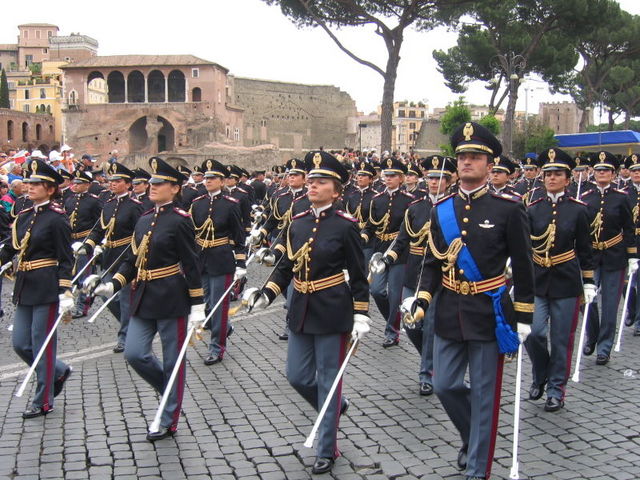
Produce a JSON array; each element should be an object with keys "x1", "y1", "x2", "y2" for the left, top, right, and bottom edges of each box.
[
  {"x1": 629, "y1": 259, "x2": 639, "y2": 274},
  {"x1": 351, "y1": 314, "x2": 371, "y2": 341},
  {"x1": 71, "y1": 241, "x2": 87, "y2": 255},
  {"x1": 583, "y1": 283, "x2": 597, "y2": 304},
  {"x1": 247, "y1": 228, "x2": 263, "y2": 246},
  {"x1": 93, "y1": 245, "x2": 104, "y2": 257},
  {"x1": 256, "y1": 247, "x2": 276, "y2": 266},
  {"x1": 234, "y1": 267, "x2": 247, "y2": 281},
  {"x1": 94, "y1": 282, "x2": 114, "y2": 298},
  {"x1": 517, "y1": 323, "x2": 531, "y2": 342},
  {"x1": 58, "y1": 291, "x2": 74, "y2": 315},
  {"x1": 243, "y1": 287, "x2": 269, "y2": 310},
  {"x1": 82, "y1": 274, "x2": 101, "y2": 294},
  {"x1": 369, "y1": 252, "x2": 388, "y2": 275},
  {"x1": 188, "y1": 303, "x2": 206, "y2": 331}
]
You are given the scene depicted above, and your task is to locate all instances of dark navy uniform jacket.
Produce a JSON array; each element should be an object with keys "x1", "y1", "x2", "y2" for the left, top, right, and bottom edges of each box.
[
  {"x1": 190, "y1": 192, "x2": 247, "y2": 276},
  {"x1": 111, "y1": 202, "x2": 204, "y2": 320},
  {"x1": 263, "y1": 206, "x2": 369, "y2": 335},
  {"x1": 527, "y1": 193, "x2": 594, "y2": 298},
  {"x1": 344, "y1": 186, "x2": 376, "y2": 248},
  {"x1": 418, "y1": 187, "x2": 535, "y2": 342},
  {"x1": 260, "y1": 187, "x2": 307, "y2": 239},
  {"x1": 226, "y1": 186, "x2": 252, "y2": 233},
  {"x1": 0, "y1": 202, "x2": 73, "y2": 305},
  {"x1": 64, "y1": 192, "x2": 101, "y2": 240}
]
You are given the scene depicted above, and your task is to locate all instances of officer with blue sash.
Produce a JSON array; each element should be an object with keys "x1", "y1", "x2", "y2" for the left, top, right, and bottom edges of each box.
[{"x1": 415, "y1": 122, "x2": 534, "y2": 480}]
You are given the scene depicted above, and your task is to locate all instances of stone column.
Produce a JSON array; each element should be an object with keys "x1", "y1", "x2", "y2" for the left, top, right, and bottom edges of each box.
[
  {"x1": 124, "y1": 75, "x2": 128, "y2": 104},
  {"x1": 164, "y1": 74, "x2": 168, "y2": 103},
  {"x1": 144, "y1": 74, "x2": 148, "y2": 103}
]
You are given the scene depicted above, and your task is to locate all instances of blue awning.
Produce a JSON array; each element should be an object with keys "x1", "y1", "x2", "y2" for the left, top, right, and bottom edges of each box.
[{"x1": 555, "y1": 130, "x2": 640, "y2": 154}]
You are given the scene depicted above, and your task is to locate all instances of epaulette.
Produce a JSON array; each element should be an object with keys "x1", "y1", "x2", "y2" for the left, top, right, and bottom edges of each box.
[
  {"x1": 527, "y1": 197, "x2": 543, "y2": 207},
  {"x1": 223, "y1": 195, "x2": 239, "y2": 204},
  {"x1": 580, "y1": 189, "x2": 596, "y2": 198},
  {"x1": 18, "y1": 206, "x2": 34, "y2": 215},
  {"x1": 490, "y1": 191, "x2": 521, "y2": 203},
  {"x1": 49, "y1": 204, "x2": 65, "y2": 214},
  {"x1": 192, "y1": 194, "x2": 208, "y2": 203},
  {"x1": 183, "y1": 184, "x2": 197, "y2": 190},
  {"x1": 237, "y1": 186, "x2": 249, "y2": 194},
  {"x1": 292, "y1": 210, "x2": 310, "y2": 220},
  {"x1": 142, "y1": 208, "x2": 155, "y2": 216},
  {"x1": 89, "y1": 193, "x2": 99, "y2": 199},
  {"x1": 336, "y1": 210, "x2": 357, "y2": 222},
  {"x1": 293, "y1": 193, "x2": 309, "y2": 203},
  {"x1": 409, "y1": 196, "x2": 427, "y2": 207},
  {"x1": 613, "y1": 188, "x2": 628, "y2": 195},
  {"x1": 173, "y1": 207, "x2": 191, "y2": 217},
  {"x1": 401, "y1": 191, "x2": 416, "y2": 199},
  {"x1": 569, "y1": 197, "x2": 587, "y2": 206},
  {"x1": 130, "y1": 197, "x2": 142, "y2": 204},
  {"x1": 509, "y1": 190, "x2": 523, "y2": 198},
  {"x1": 373, "y1": 191, "x2": 386, "y2": 198},
  {"x1": 434, "y1": 193, "x2": 456, "y2": 206}
]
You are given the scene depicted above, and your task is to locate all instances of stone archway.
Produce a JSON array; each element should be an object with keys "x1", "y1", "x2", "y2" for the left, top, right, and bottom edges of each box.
[{"x1": 128, "y1": 115, "x2": 175, "y2": 154}]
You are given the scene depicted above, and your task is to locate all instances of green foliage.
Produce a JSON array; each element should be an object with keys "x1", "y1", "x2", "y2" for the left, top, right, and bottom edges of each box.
[
  {"x1": 586, "y1": 120, "x2": 640, "y2": 132},
  {"x1": 28, "y1": 63, "x2": 42, "y2": 75},
  {"x1": 0, "y1": 69, "x2": 9, "y2": 109},
  {"x1": 440, "y1": 98, "x2": 471, "y2": 135},
  {"x1": 478, "y1": 114, "x2": 500, "y2": 135},
  {"x1": 512, "y1": 119, "x2": 558, "y2": 158}
]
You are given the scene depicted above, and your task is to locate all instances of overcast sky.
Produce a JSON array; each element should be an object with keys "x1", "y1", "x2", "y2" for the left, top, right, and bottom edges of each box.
[{"x1": 5, "y1": 0, "x2": 639, "y2": 117}]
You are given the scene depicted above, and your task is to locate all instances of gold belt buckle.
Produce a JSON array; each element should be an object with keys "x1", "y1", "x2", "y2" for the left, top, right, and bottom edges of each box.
[
  {"x1": 597, "y1": 241, "x2": 605, "y2": 250},
  {"x1": 459, "y1": 281, "x2": 470, "y2": 295},
  {"x1": 298, "y1": 281, "x2": 308, "y2": 294},
  {"x1": 543, "y1": 257, "x2": 552, "y2": 267}
]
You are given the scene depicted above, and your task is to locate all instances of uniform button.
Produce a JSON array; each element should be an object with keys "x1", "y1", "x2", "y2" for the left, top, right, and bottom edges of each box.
[
  {"x1": 461, "y1": 230, "x2": 467, "y2": 236},
  {"x1": 465, "y1": 205, "x2": 471, "y2": 210},
  {"x1": 312, "y1": 228, "x2": 317, "y2": 232},
  {"x1": 463, "y1": 218, "x2": 469, "y2": 223},
  {"x1": 552, "y1": 204, "x2": 556, "y2": 208},
  {"x1": 552, "y1": 211, "x2": 556, "y2": 215},
  {"x1": 459, "y1": 269, "x2": 464, "y2": 275},
  {"x1": 315, "y1": 219, "x2": 319, "y2": 224}
]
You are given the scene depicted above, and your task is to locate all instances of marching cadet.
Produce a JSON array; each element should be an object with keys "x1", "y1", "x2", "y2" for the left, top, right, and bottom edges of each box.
[
  {"x1": 514, "y1": 155, "x2": 541, "y2": 196},
  {"x1": 343, "y1": 161, "x2": 377, "y2": 265},
  {"x1": 378, "y1": 155, "x2": 456, "y2": 396},
  {"x1": 414, "y1": 122, "x2": 534, "y2": 480},
  {"x1": 82, "y1": 162, "x2": 143, "y2": 353},
  {"x1": 582, "y1": 151, "x2": 637, "y2": 365},
  {"x1": 488, "y1": 155, "x2": 520, "y2": 196},
  {"x1": 65, "y1": 169, "x2": 101, "y2": 319},
  {"x1": 84, "y1": 157, "x2": 205, "y2": 441},
  {"x1": 238, "y1": 167, "x2": 256, "y2": 205},
  {"x1": 190, "y1": 159, "x2": 246, "y2": 365},
  {"x1": 132, "y1": 168, "x2": 155, "y2": 211},
  {"x1": 190, "y1": 164, "x2": 207, "y2": 196},
  {"x1": 616, "y1": 156, "x2": 632, "y2": 189},
  {"x1": 524, "y1": 148, "x2": 595, "y2": 412},
  {"x1": 251, "y1": 169, "x2": 267, "y2": 203},
  {"x1": 404, "y1": 163, "x2": 427, "y2": 198},
  {"x1": 225, "y1": 165, "x2": 252, "y2": 234},
  {"x1": 177, "y1": 165, "x2": 200, "y2": 209},
  {"x1": 11, "y1": 169, "x2": 32, "y2": 219},
  {"x1": 88, "y1": 168, "x2": 106, "y2": 196},
  {"x1": 371, "y1": 160, "x2": 386, "y2": 192},
  {"x1": 59, "y1": 169, "x2": 74, "y2": 205},
  {"x1": 622, "y1": 154, "x2": 640, "y2": 333},
  {"x1": 1, "y1": 159, "x2": 74, "y2": 418},
  {"x1": 363, "y1": 158, "x2": 414, "y2": 348},
  {"x1": 244, "y1": 151, "x2": 370, "y2": 475},
  {"x1": 567, "y1": 155, "x2": 596, "y2": 198}
]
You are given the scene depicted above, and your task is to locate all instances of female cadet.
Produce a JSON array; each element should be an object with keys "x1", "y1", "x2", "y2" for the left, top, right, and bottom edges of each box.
[
  {"x1": 85, "y1": 157, "x2": 205, "y2": 441},
  {"x1": 244, "y1": 151, "x2": 370, "y2": 475},
  {"x1": 0, "y1": 159, "x2": 74, "y2": 418}
]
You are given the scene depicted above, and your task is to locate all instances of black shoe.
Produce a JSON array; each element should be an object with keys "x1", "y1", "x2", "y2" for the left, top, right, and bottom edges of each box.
[
  {"x1": 596, "y1": 354, "x2": 609, "y2": 365},
  {"x1": 146, "y1": 427, "x2": 175, "y2": 442},
  {"x1": 22, "y1": 406, "x2": 51, "y2": 419},
  {"x1": 278, "y1": 331, "x2": 289, "y2": 341},
  {"x1": 420, "y1": 382, "x2": 434, "y2": 396},
  {"x1": 382, "y1": 337, "x2": 399, "y2": 348},
  {"x1": 112, "y1": 343, "x2": 125, "y2": 353},
  {"x1": 227, "y1": 325, "x2": 234, "y2": 338},
  {"x1": 53, "y1": 366, "x2": 72, "y2": 398},
  {"x1": 71, "y1": 309, "x2": 85, "y2": 319},
  {"x1": 634, "y1": 329, "x2": 640, "y2": 337},
  {"x1": 457, "y1": 445, "x2": 468, "y2": 470},
  {"x1": 311, "y1": 457, "x2": 334, "y2": 474},
  {"x1": 625, "y1": 315, "x2": 635, "y2": 327},
  {"x1": 583, "y1": 343, "x2": 595, "y2": 356},
  {"x1": 544, "y1": 397, "x2": 564, "y2": 412},
  {"x1": 340, "y1": 398, "x2": 350, "y2": 416},
  {"x1": 0, "y1": 309, "x2": 4, "y2": 318},
  {"x1": 204, "y1": 354, "x2": 222, "y2": 365},
  {"x1": 528, "y1": 382, "x2": 545, "y2": 401}
]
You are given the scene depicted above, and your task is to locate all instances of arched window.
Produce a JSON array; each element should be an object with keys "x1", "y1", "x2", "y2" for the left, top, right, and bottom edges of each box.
[
  {"x1": 107, "y1": 71, "x2": 125, "y2": 103},
  {"x1": 168, "y1": 70, "x2": 185, "y2": 102},
  {"x1": 40, "y1": 104, "x2": 46, "y2": 112},
  {"x1": 22, "y1": 122, "x2": 28, "y2": 142},
  {"x1": 49, "y1": 125, "x2": 53, "y2": 135},
  {"x1": 7, "y1": 120, "x2": 13, "y2": 141},
  {"x1": 36, "y1": 124, "x2": 42, "y2": 141},
  {"x1": 127, "y1": 71, "x2": 145, "y2": 103},
  {"x1": 192, "y1": 87, "x2": 201, "y2": 102},
  {"x1": 147, "y1": 70, "x2": 165, "y2": 103},
  {"x1": 69, "y1": 89, "x2": 78, "y2": 105}
]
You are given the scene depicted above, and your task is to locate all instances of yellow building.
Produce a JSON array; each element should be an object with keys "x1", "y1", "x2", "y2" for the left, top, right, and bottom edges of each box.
[
  {"x1": 377, "y1": 101, "x2": 429, "y2": 153},
  {"x1": 12, "y1": 60, "x2": 64, "y2": 143}
]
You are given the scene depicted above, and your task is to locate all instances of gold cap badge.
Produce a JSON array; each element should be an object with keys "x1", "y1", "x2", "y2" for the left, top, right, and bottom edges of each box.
[
  {"x1": 633, "y1": 154, "x2": 638, "y2": 163},
  {"x1": 432, "y1": 157, "x2": 440, "y2": 168},
  {"x1": 313, "y1": 153, "x2": 322, "y2": 169},
  {"x1": 463, "y1": 123, "x2": 474, "y2": 141},
  {"x1": 493, "y1": 157, "x2": 500, "y2": 165},
  {"x1": 31, "y1": 161, "x2": 37, "y2": 174},
  {"x1": 387, "y1": 158, "x2": 393, "y2": 169},
  {"x1": 291, "y1": 159, "x2": 297, "y2": 169},
  {"x1": 575, "y1": 157, "x2": 581, "y2": 166},
  {"x1": 548, "y1": 149, "x2": 556, "y2": 161},
  {"x1": 151, "y1": 158, "x2": 158, "y2": 173},
  {"x1": 206, "y1": 160, "x2": 213, "y2": 170},
  {"x1": 599, "y1": 151, "x2": 606, "y2": 162}
]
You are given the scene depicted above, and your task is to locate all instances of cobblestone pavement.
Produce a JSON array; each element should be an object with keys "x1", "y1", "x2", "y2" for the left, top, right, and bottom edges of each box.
[{"x1": 0, "y1": 266, "x2": 640, "y2": 480}]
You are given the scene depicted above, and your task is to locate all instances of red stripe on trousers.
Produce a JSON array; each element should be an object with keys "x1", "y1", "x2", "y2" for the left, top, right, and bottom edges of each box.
[
  {"x1": 170, "y1": 317, "x2": 186, "y2": 431},
  {"x1": 560, "y1": 298, "x2": 582, "y2": 400},
  {"x1": 42, "y1": 303, "x2": 58, "y2": 411},
  {"x1": 332, "y1": 333, "x2": 349, "y2": 459},
  {"x1": 485, "y1": 353, "x2": 505, "y2": 480},
  {"x1": 218, "y1": 274, "x2": 233, "y2": 356}
]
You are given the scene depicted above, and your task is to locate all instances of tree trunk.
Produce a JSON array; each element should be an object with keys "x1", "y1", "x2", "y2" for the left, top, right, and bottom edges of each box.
[
  {"x1": 380, "y1": 53, "x2": 399, "y2": 153},
  {"x1": 608, "y1": 110, "x2": 615, "y2": 131},
  {"x1": 624, "y1": 110, "x2": 630, "y2": 130},
  {"x1": 579, "y1": 109, "x2": 591, "y2": 132},
  {"x1": 502, "y1": 80, "x2": 519, "y2": 157}
]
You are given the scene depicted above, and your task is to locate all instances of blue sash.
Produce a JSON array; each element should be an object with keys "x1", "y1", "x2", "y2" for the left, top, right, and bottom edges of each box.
[{"x1": 437, "y1": 196, "x2": 519, "y2": 354}]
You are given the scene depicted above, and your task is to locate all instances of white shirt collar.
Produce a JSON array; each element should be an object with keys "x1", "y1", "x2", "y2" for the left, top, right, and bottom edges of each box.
[
  {"x1": 34, "y1": 200, "x2": 50, "y2": 209},
  {"x1": 311, "y1": 203, "x2": 332, "y2": 217},
  {"x1": 386, "y1": 187, "x2": 399, "y2": 194},
  {"x1": 290, "y1": 187, "x2": 303, "y2": 194},
  {"x1": 429, "y1": 193, "x2": 443, "y2": 203},
  {"x1": 117, "y1": 192, "x2": 129, "y2": 199},
  {"x1": 209, "y1": 190, "x2": 221, "y2": 198},
  {"x1": 547, "y1": 191, "x2": 564, "y2": 203},
  {"x1": 155, "y1": 200, "x2": 173, "y2": 212},
  {"x1": 459, "y1": 184, "x2": 485, "y2": 196},
  {"x1": 597, "y1": 185, "x2": 610, "y2": 194}
]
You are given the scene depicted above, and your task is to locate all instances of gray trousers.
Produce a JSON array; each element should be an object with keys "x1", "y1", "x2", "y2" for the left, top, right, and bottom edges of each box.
[
  {"x1": 286, "y1": 331, "x2": 349, "y2": 459},
  {"x1": 402, "y1": 286, "x2": 435, "y2": 384},
  {"x1": 124, "y1": 315, "x2": 187, "y2": 431},
  {"x1": 370, "y1": 263, "x2": 404, "y2": 341},
  {"x1": 74, "y1": 252, "x2": 93, "y2": 314},
  {"x1": 525, "y1": 296, "x2": 581, "y2": 400},
  {"x1": 586, "y1": 267, "x2": 626, "y2": 356},
  {"x1": 13, "y1": 303, "x2": 68, "y2": 411},
  {"x1": 433, "y1": 335, "x2": 504, "y2": 479},
  {"x1": 202, "y1": 273, "x2": 233, "y2": 357},
  {"x1": 102, "y1": 272, "x2": 131, "y2": 344}
]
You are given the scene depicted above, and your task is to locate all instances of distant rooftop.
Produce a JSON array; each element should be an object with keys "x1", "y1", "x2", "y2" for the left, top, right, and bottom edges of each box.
[
  {"x1": 50, "y1": 34, "x2": 99, "y2": 48},
  {"x1": 18, "y1": 23, "x2": 59, "y2": 28},
  {"x1": 0, "y1": 44, "x2": 17, "y2": 51},
  {"x1": 61, "y1": 54, "x2": 227, "y2": 71}
]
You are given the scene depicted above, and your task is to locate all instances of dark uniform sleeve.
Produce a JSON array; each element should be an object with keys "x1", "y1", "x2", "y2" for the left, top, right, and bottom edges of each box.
[
  {"x1": 575, "y1": 204, "x2": 595, "y2": 285},
  {"x1": 417, "y1": 208, "x2": 444, "y2": 305},
  {"x1": 230, "y1": 202, "x2": 247, "y2": 268},
  {"x1": 111, "y1": 244, "x2": 137, "y2": 292},
  {"x1": 622, "y1": 194, "x2": 638, "y2": 259},
  {"x1": 344, "y1": 220, "x2": 369, "y2": 315},
  {"x1": 506, "y1": 202, "x2": 535, "y2": 324},
  {"x1": 260, "y1": 196, "x2": 279, "y2": 238},
  {"x1": 176, "y1": 216, "x2": 204, "y2": 305},
  {"x1": 262, "y1": 225, "x2": 295, "y2": 302},
  {"x1": 360, "y1": 198, "x2": 376, "y2": 244},
  {"x1": 85, "y1": 210, "x2": 106, "y2": 251},
  {"x1": 53, "y1": 214, "x2": 74, "y2": 293},
  {"x1": 387, "y1": 208, "x2": 411, "y2": 264}
]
